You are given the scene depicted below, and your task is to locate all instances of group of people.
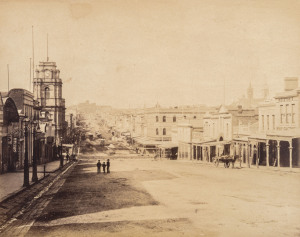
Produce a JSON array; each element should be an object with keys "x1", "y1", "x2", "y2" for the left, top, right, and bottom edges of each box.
[{"x1": 96, "y1": 159, "x2": 110, "y2": 173}]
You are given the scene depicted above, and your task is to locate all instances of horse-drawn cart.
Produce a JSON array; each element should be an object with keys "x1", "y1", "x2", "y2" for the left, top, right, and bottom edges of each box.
[{"x1": 213, "y1": 155, "x2": 240, "y2": 168}]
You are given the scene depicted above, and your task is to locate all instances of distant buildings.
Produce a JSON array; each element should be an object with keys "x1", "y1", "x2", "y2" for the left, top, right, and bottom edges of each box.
[
  {"x1": 103, "y1": 77, "x2": 300, "y2": 168},
  {"x1": 134, "y1": 104, "x2": 207, "y2": 141},
  {"x1": 231, "y1": 82, "x2": 268, "y2": 108},
  {"x1": 177, "y1": 118, "x2": 203, "y2": 160},
  {"x1": 189, "y1": 104, "x2": 258, "y2": 163}
]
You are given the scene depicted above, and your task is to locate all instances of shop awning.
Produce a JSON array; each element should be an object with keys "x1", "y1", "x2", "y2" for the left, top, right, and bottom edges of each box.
[
  {"x1": 233, "y1": 136, "x2": 249, "y2": 142},
  {"x1": 134, "y1": 137, "x2": 162, "y2": 146},
  {"x1": 200, "y1": 140, "x2": 231, "y2": 146},
  {"x1": 193, "y1": 139, "x2": 216, "y2": 145},
  {"x1": 266, "y1": 129, "x2": 300, "y2": 140},
  {"x1": 157, "y1": 142, "x2": 178, "y2": 149},
  {"x1": 248, "y1": 133, "x2": 267, "y2": 142}
]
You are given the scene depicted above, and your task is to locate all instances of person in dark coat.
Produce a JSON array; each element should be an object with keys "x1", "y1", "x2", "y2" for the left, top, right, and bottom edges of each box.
[
  {"x1": 107, "y1": 159, "x2": 110, "y2": 173},
  {"x1": 96, "y1": 160, "x2": 101, "y2": 173},
  {"x1": 102, "y1": 162, "x2": 106, "y2": 173}
]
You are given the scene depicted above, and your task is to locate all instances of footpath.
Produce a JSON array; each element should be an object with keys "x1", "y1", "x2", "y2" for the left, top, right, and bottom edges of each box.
[
  {"x1": 0, "y1": 160, "x2": 63, "y2": 202},
  {"x1": 0, "y1": 160, "x2": 75, "y2": 233}
]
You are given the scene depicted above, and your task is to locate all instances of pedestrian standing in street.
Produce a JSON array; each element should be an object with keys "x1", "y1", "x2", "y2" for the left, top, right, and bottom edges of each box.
[
  {"x1": 102, "y1": 162, "x2": 106, "y2": 173},
  {"x1": 107, "y1": 159, "x2": 110, "y2": 173},
  {"x1": 97, "y1": 160, "x2": 101, "y2": 174}
]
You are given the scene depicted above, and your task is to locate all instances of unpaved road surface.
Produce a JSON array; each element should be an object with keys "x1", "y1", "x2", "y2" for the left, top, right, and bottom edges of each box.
[{"x1": 1, "y1": 154, "x2": 300, "y2": 237}]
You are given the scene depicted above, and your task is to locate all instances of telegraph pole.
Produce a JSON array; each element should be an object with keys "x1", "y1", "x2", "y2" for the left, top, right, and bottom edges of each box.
[{"x1": 7, "y1": 64, "x2": 9, "y2": 91}]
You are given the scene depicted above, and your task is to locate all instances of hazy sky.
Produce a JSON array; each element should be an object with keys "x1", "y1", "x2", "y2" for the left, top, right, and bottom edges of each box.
[{"x1": 1, "y1": 0, "x2": 300, "y2": 108}]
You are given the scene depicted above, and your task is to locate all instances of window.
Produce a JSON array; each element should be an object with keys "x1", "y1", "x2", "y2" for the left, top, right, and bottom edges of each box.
[
  {"x1": 272, "y1": 115, "x2": 275, "y2": 129},
  {"x1": 194, "y1": 116, "x2": 197, "y2": 119},
  {"x1": 280, "y1": 105, "x2": 283, "y2": 123},
  {"x1": 292, "y1": 104, "x2": 295, "y2": 123},
  {"x1": 163, "y1": 116, "x2": 166, "y2": 122},
  {"x1": 173, "y1": 116, "x2": 176, "y2": 122},
  {"x1": 156, "y1": 116, "x2": 159, "y2": 122},
  {"x1": 267, "y1": 115, "x2": 269, "y2": 130},
  {"x1": 184, "y1": 115, "x2": 186, "y2": 119},
  {"x1": 156, "y1": 128, "x2": 159, "y2": 135},
  {"x1": 163, "y1": 128, "x2": 166, "y2": 135},
  {"x1": 262, "y1": 115, "x2": 264, "y2": 130},
  {"x1": 45, "y1": 87, "x2": 50, "y2": 99}
]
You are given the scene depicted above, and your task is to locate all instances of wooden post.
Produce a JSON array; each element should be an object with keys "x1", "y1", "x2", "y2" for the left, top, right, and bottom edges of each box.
[
  {"x1": 289, "y1": 140, "x2": 293, "y2": 170},
  {"x1": 277, "y1": 140, "x2": 280, "y2": 169},
  {"x1": 247, "y1": 142, "x2": 251, "y2": 168},
  {"x1": 266, "y1": 140, "x2": 269, "y2": 168},
  {"x1": 256, "y1": 143, "x2": 259, "y2": 168}
]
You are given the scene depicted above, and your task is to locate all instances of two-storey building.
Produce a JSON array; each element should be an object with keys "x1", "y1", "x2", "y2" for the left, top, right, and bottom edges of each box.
[{"x1": 249, "y1": 77, "x2": 300, "y2": 168}]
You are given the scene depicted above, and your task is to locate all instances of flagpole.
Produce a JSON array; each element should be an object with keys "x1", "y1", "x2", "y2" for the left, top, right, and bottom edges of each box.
[
  {"x1": 32, "y1": 25, "x2": 35, "y2": 92},
  {"x1": 223, "y1": 78, "x2": 225, "y2": 105},
  {"x1": 7, "y1": 64, "x2": 9, "y2": 91},
  {"x1": 30, "y1": 58, "x2": 32, "y2": 91},
  {"x1": 47, "y1": 33, "x2": 49, "y2": 61}
]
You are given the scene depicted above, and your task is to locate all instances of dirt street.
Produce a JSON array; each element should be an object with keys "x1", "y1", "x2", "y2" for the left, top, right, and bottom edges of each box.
[{"x1": 2, "y1": 154, "x2": 300, "y2": 237}]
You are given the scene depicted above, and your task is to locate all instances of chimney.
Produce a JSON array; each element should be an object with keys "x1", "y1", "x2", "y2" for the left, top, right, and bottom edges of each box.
[{"x1": 284, "y1": 77, "x2": 298, "y2": 91}]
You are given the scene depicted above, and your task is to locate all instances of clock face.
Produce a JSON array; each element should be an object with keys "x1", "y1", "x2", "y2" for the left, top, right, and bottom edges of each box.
[{"x1": 45, "y1": 70, "x2": 51, "y2": 77}]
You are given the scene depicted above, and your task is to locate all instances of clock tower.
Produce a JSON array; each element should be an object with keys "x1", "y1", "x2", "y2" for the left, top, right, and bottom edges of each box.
[{"x1": 33, "y1": 61, "x2": 66, "y2": 144}]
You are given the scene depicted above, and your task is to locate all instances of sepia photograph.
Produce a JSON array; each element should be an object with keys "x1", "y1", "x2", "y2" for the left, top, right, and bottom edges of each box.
[{"x1": 0, "y1": 0, "x2": 300, "y2": 236}]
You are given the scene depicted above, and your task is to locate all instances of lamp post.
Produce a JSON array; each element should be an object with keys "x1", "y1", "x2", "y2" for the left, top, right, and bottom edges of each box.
[
  {"x1": 32, "y1": 121, "x2": 41, "y2": 182},
  {"x1": 60, "y1": 136, "x2": 63, "y2": 168},
  {"x1": 23, "y1": 117, "x2": 30, "y2": 187}
]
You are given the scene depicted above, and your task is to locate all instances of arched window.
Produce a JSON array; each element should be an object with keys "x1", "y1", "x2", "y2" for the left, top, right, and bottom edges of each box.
[
  {"x1": 163, "y1": 128, "x2": 166, "y2": 135},
  {"x1": 156, "y1": 116, "x2": 159, "y2": 122},
  {"x1": 156, "y1": 128, "x2": 159, "y2": 135},
  {"x1": 173, "y1": 116, "x2": 176, "y2": 122},
  {"x1": 45, "y1": 87, "x2": 50, "y2": 100},
  {"x1": 163, "y1": 116, "x2": 166, "y2": 122}
]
